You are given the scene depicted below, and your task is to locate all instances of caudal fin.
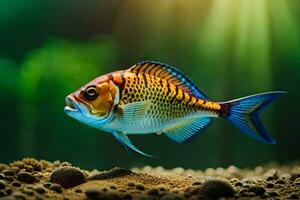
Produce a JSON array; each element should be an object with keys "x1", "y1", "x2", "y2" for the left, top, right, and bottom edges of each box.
[{"x1": 220, "y1": 91, "x2": 287, "y2": 144}]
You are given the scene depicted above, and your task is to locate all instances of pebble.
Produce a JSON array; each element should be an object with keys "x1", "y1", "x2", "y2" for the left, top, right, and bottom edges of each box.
[
  {"x1": 49, "y1": 167, "x2": 86, "y2": 189},
  {"x1": 88, "y1": 167, "x2": 133, "y2": 180},
  {"x1": 160, "y1": 193, "x2": 185, "y2": 200},
  {"x1": 5, "y1": 188, "x2": 12, "y2": 195},
  {"x1": 265, "y1": 182, "x2": 274, "y2": 188},
  {"x1": 248, "y1": 185, "x2": 266, "y2": 195},
  {"x1": 43, "y1": 182, "x2": 51, "y2": 188},
  {"x1": 85, "y1": 188, "x2": 122, "y2": 200},
  {"x1": 188, "y1": 179, "x2": 235, "y2": 200},
  {"x1": 5, "y1": 176, "x2": 14, "y2": 183},
  {"x1": 268, "y1": 191, "x2": 279, "y2": 197},
  {"x1": 123, "y1": 193, "x2": 133, "y2": 200},
  {"x1": 234, "y1": 181, "x2": 243, "y2": 187},
  {"x1": 137, "y1": 196, "x2": 158, "y2": 200},
  {"x1": 136, "y1": 184, "x2": 145, "y2": 190},
  {"x1": 109, "y1": 185, "x2": 117, "y2": 190},
  {"x1": 12, "y1": 181, "x2": 21, "y2": 187},
  {"x1": 49, "y1": 183, "x2": 63, "y2": 193},
  {"x1": 275, "y1": 179, "x2": 285, "y2": 184},
  {"x1": 147, "y1": 188, "x2": 159, "y2": 196},
  {"x1": 2, "y1": 170, "x2": 15, "y2": 176},
  {"x1": 127, "y1": 182, "x2": 135, "y2": 187},
  {"x1": 287, "y1": 193, "x2": 299, "y2": 199},
  {"x1": 85, "y1": 188, "x2": 101, "y2": 197},
  {"x1": 192, "y1": 181, "x2": 202, "y2": 186},
  {"x1": 0, "y1": 180, "x2": 6, "y2": 189},
  {"x1": 35, "y1": 185, "x2": 46, "y2": 194},
  {"x1": 75, "y1": 188, "x2": 82, "y2": 193},
  {"x1": 17, "y1": 172, "x2": 37, "y2": 184}
]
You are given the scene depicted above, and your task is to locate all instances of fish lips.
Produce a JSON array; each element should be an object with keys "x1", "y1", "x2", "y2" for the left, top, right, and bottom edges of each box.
[{"x1": 64, "y1": 95, "x2": 82, "y2": 117}]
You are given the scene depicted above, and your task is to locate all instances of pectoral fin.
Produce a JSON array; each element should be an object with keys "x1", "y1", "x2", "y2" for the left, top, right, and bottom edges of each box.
[
  {"x1": 164, "y1": 117, "x2": 212, "y2": 144},
  {"x1": 112, "y1": 131, "x2": 153, "y2": 157},
  {"x1": 119, "y1": 101, "x2": 151, "y2": 122}
]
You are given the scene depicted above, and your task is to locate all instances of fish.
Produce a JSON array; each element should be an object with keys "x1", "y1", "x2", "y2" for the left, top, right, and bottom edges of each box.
[{"x1": 64, "y1": 61, "x2": 286, "y2": 157}]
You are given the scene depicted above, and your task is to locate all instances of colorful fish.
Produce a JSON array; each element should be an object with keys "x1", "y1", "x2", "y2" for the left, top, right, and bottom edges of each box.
[{"x1": 64, "y1": 61, "x2": 286, "y2": 156}]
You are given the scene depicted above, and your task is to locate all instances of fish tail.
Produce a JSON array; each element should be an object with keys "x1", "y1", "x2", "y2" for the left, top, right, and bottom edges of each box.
[{"x1": 220, "y1": 91, "x2": 287, "y2": 144}]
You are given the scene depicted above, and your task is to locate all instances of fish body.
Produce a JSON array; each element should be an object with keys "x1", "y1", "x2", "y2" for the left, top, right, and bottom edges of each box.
[{"x1": 65, "y1": 61, "x2": 286, "y2": 156}]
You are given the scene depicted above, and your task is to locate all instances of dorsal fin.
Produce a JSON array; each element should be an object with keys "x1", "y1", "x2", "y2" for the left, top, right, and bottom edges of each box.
[{"x1": 128, "y1": 61, "x2": 207, "y2": 99}]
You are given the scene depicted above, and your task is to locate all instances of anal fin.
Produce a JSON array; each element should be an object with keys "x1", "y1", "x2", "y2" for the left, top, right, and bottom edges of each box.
[
  {"x1": 164, "y1": 117, "x2": 212, "y2": 144},
  {"x1": 112, "y1": 131, "x2": 153, "y2": 157}
]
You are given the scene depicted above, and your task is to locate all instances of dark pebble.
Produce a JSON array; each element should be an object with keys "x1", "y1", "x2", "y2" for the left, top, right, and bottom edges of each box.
[
  {"x1": 234, "y1": 181, "x2": 243, "y2": 187},
  {"x1": 109, "y1": 185, "x2": 117, "y2": 190},
  {"x1": 127, "y1": 182, "x2": 135, "y2": 187},
  {"x1": 43, "y1": 182, "x2": 51, "y2": 188},
  {"x1": 5, "y1": 176, "x2": 14, "y2": 183},
  {"x1": 268, "y1": 191, "x2": 279, "y2": 197},
  {"x1": 147, "y1": 188, "x2": 159, "y2": 196},
  {"x1": 137, "y1": 196, "x2": 158, "y2": 200},
  {"x1": 49, "y1": 183, "x2": 63, "y2": 193},
  {"x1": 192, "y1": 181, "x2": 202, "y2": 186},
  {"x1": 12, "y1": 181, "x2": 21, "y2": 187},
  {"x1": 275, "y1": 179, "x2": 285, "y2": 184},
  {"x1": 0, "y1": 180, "x2": 6, "y2": 189},
  {"x1": 248, "y1": 186, "x2": 266, "y2": 195},
  {"x1": 88, "y1": 167, "x2": 132, "y2": 180},
  {"x1": 189, "y1": 179, "x2": 235, "y2": 200},
  {"x1": 136, "y1": 184, "x2": 145, "y2": 190},
  {"x1": 85, "y1": 188, "x2": 101, "y2": 197},
  {"x1": 287, "y1": 193, "x2": 299, "y2": 199},
  {"x1": 85, "y1": 188, "x2": 122, "y2": 200},
  {"x1": 2, "y1": 170, "x2": 15, "y2": 176},
  {"x1": 160, "y1": 193, "x2": 185, "y2": 200},
  {"x1": 17, "y1": 172, "x2": 37, "y2": 184},
  {"x1": 189, "y1": 195, "x2": 209, "y2": 200},
  {"x1": 266, "y1": 182, "x2": 274, "y2": 188},
  {"x1": 5, "y1": 188, "x2": 12, "y2": 195},
  {"x1": 35, "y1": 186, "x2": 46, "y2": 194},
  {"x1": 75, "y1": 188, "x2": 82, "y2": 193},
  {"x1": 49, "y1": 167, "x2": 85, "y2": 189},
  {"x1": 123, "y1": 193, "x2": 133, "y2": 200}
]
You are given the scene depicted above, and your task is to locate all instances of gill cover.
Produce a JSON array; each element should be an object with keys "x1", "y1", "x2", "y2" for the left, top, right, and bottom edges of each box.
[{"x1": 86, "y1": 80, "x2": 119, "y2": 116}]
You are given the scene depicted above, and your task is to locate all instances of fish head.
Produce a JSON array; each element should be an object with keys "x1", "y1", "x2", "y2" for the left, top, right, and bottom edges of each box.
[{"x1": 64, "y1": 75, "x2": 119, "y2": 128}]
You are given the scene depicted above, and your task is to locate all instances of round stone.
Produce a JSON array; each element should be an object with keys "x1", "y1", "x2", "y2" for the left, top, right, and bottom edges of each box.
[{"x1": 49, "y1": 167, "x2": 85, "y2": 189}]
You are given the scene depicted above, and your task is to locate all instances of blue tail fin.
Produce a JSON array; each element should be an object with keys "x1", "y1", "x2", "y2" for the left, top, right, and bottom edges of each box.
[{"x1": 220, "y1": 91, "x2": 287, "y2": 144}]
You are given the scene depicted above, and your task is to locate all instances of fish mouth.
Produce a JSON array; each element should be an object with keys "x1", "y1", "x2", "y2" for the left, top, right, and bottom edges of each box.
[{"x1": 64, "y1": 95, "x2": 80, "y2": 113}]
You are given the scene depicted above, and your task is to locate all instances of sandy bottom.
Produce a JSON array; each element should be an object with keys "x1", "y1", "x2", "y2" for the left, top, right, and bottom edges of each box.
[{"x1": 0, "y1": 158, "x2": 299, "y2": 200}]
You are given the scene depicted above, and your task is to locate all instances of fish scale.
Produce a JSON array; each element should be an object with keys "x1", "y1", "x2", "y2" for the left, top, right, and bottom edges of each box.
[{"x1": 105, "y1": 70, "x2": 218, "y2": 134}]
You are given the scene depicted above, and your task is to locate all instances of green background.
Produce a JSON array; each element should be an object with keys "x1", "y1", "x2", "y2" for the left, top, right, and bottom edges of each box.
[{"x1": 0, "y1": 0, "x2": 299, "y2": 170}]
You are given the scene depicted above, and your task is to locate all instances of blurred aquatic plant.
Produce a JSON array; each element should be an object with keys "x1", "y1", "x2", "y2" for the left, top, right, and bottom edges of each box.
[{"x1": 17, "y1": 38, "x2": 117, "y2": 157}]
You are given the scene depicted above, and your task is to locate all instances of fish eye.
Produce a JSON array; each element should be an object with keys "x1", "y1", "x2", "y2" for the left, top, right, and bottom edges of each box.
[{"x1": 83, "y1": 85, "x2": 99, "y2": 100}]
